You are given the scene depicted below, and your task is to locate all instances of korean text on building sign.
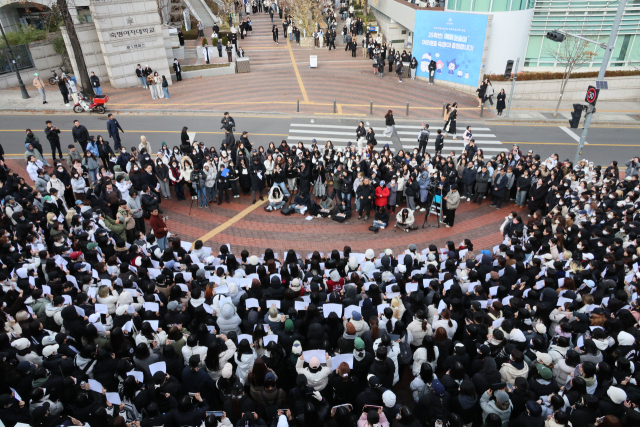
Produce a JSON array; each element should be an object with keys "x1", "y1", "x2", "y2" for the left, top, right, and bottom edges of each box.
[
  {"x1": 423, "y1": 32, "x2": 473, "y2": 51},
  {"x1": 110, "y1": 27, "x2": 155, "y2": 38}
]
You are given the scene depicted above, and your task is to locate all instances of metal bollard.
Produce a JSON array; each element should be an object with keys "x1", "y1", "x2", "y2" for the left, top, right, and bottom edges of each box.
[
  {"x1": 370, "y1": 100, "x2": 373, "y2": 115},
  {"x1": 480, "y1": 103, "x2": 484, "y2": 118},
  {"x1": 406, "y1": 102, "x2": 409, "y2": 116},
  {"x1": 333, "y1": 99, "x2": 337, "y2": 113},
  {"x1": 442, "y1": 102, "x2": 446, "y2": 117},
  {"x1": 297, "y1": 98, "x2": 299, "y2": 112}
]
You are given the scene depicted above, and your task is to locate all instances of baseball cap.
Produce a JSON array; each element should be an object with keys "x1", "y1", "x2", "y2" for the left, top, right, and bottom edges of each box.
[{"x1": 354, "y1": 337, "x2": 365, "y2": 350}]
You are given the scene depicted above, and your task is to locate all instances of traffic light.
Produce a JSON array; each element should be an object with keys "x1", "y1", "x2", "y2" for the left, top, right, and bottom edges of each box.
[
  {"x1": 504, "y1": 60, "x2": 514, "y2": 79},
  {"x1": 569, "y1": 104, "x2": 583, "y2": 129},
  {"x1": 546, "y1": 31, "x2": 565, "y2": 42}
]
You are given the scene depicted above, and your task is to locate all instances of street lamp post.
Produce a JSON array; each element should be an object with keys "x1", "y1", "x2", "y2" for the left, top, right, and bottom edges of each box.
[
  {"x1": 0, "y1": 21, "x2": 30, "y2": 99},
  {"x1": 572, "y1": 0, "x2": 626, "y2": 164}
]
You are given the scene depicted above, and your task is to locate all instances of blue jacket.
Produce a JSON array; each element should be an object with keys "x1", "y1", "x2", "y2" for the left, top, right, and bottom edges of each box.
[
  {"x1": 86, "y1": 140, "x2": 99, "y2": 157},
  {"x1": 462, "y1": 167, "x2": 477, "y2": 186},
  {"x1": 492, "y1": 173, "x2": 509, "y2": 197},
  {"x1": 294, "y1": 193, "x2": 310, "y2": 207},
  {"x1": 107, "y1": 118, "x2": 124, "y2": 139}
]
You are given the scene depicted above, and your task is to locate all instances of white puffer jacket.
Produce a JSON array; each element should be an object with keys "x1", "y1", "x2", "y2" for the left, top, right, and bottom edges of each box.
[{"x1": 296, "y1": 356, "x2": 332, "y2": 391}]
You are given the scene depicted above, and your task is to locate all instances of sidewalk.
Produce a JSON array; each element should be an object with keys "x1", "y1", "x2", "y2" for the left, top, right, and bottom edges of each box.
[{"x1": 486, "y1": 99, "x2": 640, "y2": 125}]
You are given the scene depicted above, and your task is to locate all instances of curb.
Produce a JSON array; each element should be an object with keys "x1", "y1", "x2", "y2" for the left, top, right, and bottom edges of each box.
[{"x1": 1, "y1": 107, "x2": 639, "y2": 127}]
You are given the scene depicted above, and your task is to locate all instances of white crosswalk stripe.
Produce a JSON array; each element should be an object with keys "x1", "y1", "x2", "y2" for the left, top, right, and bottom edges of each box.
[
  {"x1": 288, "y1": 122, "x2": 394, "y2": 146},
  {"x1": 400, "y1": 125, "x2": 506, "y2": 154},
  {"x1": 287, "y1": 123, "x2": 506, "y2": 154}
]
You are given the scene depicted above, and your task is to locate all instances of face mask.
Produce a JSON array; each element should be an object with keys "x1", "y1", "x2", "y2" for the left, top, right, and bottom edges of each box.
[
  {"x1": 73, "y1": 174, "x2": 79, "y2": 178},
  {"x1": 174, "y1": 150, "x2": 178, "y2": 153},
  {"x1": 57, "y1": 168, "x2": 63, "y2": 172},
  {"x1": 134, "y1": 167, "x2": 138, "y2": 171}
]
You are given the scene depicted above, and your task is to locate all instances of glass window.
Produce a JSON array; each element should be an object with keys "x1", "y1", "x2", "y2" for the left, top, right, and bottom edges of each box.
[
  {"x1": 473, "y1": 0, "x2": 491, "y2": 11},
  {"x1": 457, "y1": 0, "x2": 473, "y2": 10},
  {"x1": 612, "y1": 34, "x2": 632, "y2": 62},
  {"x1": 539, "y1": 37, "x2": 559, "y2": 62},
  {"x1": 627, "y1": 35, "x2": 640, "y2": 64},
  {"x1": 492, "y1": 0, "x2": 509, "y2": 10},
  {"x1": 525, "y1": 35, "x2": 543, "y2": 62}
]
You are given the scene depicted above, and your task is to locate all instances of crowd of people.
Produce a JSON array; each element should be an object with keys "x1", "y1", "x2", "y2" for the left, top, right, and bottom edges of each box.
[{"x1": 2, "y1": 103, "x2": 640, "y2": 427}]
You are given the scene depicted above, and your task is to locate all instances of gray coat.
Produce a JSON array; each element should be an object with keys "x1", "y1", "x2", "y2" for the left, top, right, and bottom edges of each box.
[
  {"x1": 387, "y1": 182, "x2": 398, "y2": 206},
  {"x1": 35, "y1": 175, "x2": 50, "y2": 194},
  {"x1": 127, "y1": 194, "x2": 144, "y2": 219},
  {"x1": 474, "y1": 170, "x2": 490, "y2": 193}
]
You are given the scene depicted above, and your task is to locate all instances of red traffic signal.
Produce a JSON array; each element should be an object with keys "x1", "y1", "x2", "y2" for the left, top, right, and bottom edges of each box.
[{"x1": 585, "y1": 86, "x2": 599, "y2": 105}]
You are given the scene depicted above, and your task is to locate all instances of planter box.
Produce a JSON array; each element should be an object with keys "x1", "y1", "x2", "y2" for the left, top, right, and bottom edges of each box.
[
  {"x1": 171, "y1": 63, "x2": 235, "y2": 80},
  {"x1": 300, "y1": 36, "x2": 314, "y2": 47}
]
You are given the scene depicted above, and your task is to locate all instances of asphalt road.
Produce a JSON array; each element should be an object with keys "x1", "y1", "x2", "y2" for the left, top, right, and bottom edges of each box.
[{"x1": 1, "y1": 113, "x2": 638, "y2": 165}]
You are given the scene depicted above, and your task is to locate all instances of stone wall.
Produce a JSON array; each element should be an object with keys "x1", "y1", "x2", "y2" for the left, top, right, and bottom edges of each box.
[
  {"x1": 0, "y1": 39, "x2": 64, "y2": 90},
  {"x1": 88, "y1": 0, "x2": 172, "y2": 88}
]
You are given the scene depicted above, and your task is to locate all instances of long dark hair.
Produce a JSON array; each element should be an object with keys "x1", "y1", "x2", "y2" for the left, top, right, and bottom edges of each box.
[{"x1": 385, "y1": 109, "x2": 393, "y2": 118}]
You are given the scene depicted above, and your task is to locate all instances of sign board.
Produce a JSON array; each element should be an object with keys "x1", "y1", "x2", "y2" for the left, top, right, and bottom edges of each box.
[
  {"x1": 585, "y1": 85, "x2": 599, "y2": 105},
  {"x1": 413, "y1": 11, "x2": 489, "y2": 88},
  {"x1": 310, "y1": 55, "x2": 317, "y2": 68}
]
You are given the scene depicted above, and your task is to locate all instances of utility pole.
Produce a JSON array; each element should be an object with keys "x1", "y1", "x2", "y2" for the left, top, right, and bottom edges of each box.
[
  {"x1": 573, "y1": 0, "x2": 627, "y2": 164},
  {"x1": 57, "y1": 0, "x2": 94, "y2": 97},
  {"x1": 505, "y1": 58, "x2": 519, "y2": 118},
  {"x1": 0, "y1": 21, "x2": 30, "y2": 99}
]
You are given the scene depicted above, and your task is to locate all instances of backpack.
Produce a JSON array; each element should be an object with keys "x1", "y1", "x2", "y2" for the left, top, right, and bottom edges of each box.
[
  {"x1": 397, "y1": 335, "x2": 412, "y2": 365},
  {"x1": 281, "y1": 205, "x2": 295, "y2": 216},
  {"x1": 415, "y1": 381, "x2": 433, "y2": 401},
  {"x1": 419, "y1": 130, "x2": 429, "y2": 143},
  {"x1": 427, "y1": 396, "x2": 449, "y2": 425}
]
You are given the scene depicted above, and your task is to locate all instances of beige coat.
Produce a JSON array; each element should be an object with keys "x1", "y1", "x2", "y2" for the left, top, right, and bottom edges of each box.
[
  {"x1": 499, "y1": 361, "x2": 529, "y2": 385},
  {"x1": 33, "y1": 76, "x2": 45, "y2": 89}
]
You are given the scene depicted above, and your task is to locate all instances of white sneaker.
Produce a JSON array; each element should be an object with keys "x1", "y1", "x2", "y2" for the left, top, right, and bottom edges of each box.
[
  {"x1": 65, "y1": 104, "x2": 70, "y2": 107},
  {"x1": 460, "y1": 196, "x2": 466, "y2": 200},
  {"x1": 446, "y1": 225, "x2": 451, "y2": 228},
  {"x1": 419, "y1": 208, "x2": 426, "y2": 212}
]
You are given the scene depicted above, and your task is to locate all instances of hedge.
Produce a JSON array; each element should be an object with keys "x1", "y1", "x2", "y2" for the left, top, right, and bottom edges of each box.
[{"x1": 487, "y1": 69, "x2": 640, "y2": 82}]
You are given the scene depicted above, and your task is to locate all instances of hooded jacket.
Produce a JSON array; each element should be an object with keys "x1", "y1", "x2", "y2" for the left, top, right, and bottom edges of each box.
[
  {"x1": 499, "y1": 360, "x2": 529, "y2": 385},
  {"x1": 472, "y1": 357, "x2": 501, "y2": 394},
  {"x1": 217, "y1": 301, "x2": 242, "y2": 335},
  {"x1": 295, "y1": 356, "x2": 332, "y2": 391},
  {"x1": 479, "y1": 390, "x2": 512, "y2": 424}
]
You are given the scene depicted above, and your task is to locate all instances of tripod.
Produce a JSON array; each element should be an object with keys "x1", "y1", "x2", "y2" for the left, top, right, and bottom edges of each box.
[
  {"x1": 422, "y1": 192, "x2": 441, "y2": 229},
  {"x1": 188, "y1": 182, "x2": 213, "y2": 215}
]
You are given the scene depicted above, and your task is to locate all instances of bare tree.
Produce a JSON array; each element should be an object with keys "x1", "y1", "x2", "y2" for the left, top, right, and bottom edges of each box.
[
  {"x1": 57, "y1": 0, "x2": 94, "y2": 96},
  {"x1": 544, "y1": 35, "x2": 596, "y2": 117},
  {"x1": 290, "y1": 0, "x2": 321, "y2": 35}
]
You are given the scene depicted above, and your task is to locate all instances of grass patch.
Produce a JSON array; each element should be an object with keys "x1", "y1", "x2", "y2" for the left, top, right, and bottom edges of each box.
[{"x1": 182, "y1": 63, "x2": 231, "y2": 71}]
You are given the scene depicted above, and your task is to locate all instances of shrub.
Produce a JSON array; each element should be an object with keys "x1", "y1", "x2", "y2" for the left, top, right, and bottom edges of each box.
[
  {"x1": 485, "y1": 69, "x2": 640, "y2": 82},
  {"x1": 181, "y1": 24, "x2": 199, "y2": 40},
  {"x1": 0, "y1": 25, "x2": 47, "y2": 46},
  {"x1": 202, "y1": 37, "x2": 208, "y2": 47},
  {"x1": 222, "y1": 36, "x2": 228, "y2": 45},
  {"x1": 212, "y1": 38, "x2": 218, "y2": 46}
]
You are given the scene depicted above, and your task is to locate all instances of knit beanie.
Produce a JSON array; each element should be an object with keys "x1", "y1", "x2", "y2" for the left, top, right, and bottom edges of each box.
[
  {"x1": 607, "y1": 386, "x2": 627, "y2": 404},
  {"x1": 284, "y1": 319, "x2": 294, "y2": 332},
  {"x1": 221, "y1": 363, "x2": 233, "y2": 379},
  {"x1": 382, "y1": 390, "x2": 396, "y2": 407},
  {"x1": 291, "y1": 340, "x2": 303, "y2": 355}
]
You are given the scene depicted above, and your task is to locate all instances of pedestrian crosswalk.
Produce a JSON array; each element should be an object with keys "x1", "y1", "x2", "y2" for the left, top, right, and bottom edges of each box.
[
  {"x1": 398, "y1": 125, "x2": 506, "y2": 154},
  {"x1": 287, "y1": 123, "x2": 507, "y2": 155},
  {"x1": 288, "y1": 123, "x2": 395, "y2": 147}
]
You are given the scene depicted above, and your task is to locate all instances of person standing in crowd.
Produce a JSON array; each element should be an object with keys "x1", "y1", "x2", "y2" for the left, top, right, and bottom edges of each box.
[
  {"x1": 107, "y1": 113, "x2": 124, "y2": 151},
  {"x1": 173, "y1": 59, "x2": 182, "y2": 82},
  {"x1": 58, "y1": 75, "x2": 70, "y2": 106},
  {"x1": 383, "y1": 110, "x2": 395, "y2": 138},
  {"x1": 197, "y1": 21, "x2": 204, "y2": 38},
  {"x1": 444, "y1": 102, "x2": 457, "y2": 139},
  {"x1": 90, "y1": 71, "x2": 102, "y2": 95},
  {"x1": 272, "y1": 24, "x2": 278, "y2": 43},
  {"x1": 410, "y1": 56, "x2": 418, "y2": 80},
  {"x1": 442, "y1": 183, "x2": 460, "y2": 227},
  {"x1": 44, "y1": 120, "x2": 62, "y2": 162},
  {"x1": 33, "y1": 73, "x2": 47, "y2": 104},
  {"x1": 71, "y1": 119, "x2": 90, "y2": 153},
  {"x1": 135, "y1": 63, "x2": 147, "y2": 88},
  {"x1": 161, "y1": 76, "x2": 170, "y2": 99},
  {"x1": 496, "y1": 89, "x2": 506, "y2": 116}
]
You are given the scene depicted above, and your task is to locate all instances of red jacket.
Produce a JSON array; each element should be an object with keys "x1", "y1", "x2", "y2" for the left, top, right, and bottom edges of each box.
[
  {"x1": 375, "y1": 186, "x2": 390, "y2": 207},
  {"x1": 149, "y1": 214, "x2": 168, "y2": 238}
]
